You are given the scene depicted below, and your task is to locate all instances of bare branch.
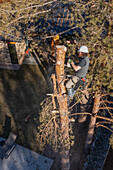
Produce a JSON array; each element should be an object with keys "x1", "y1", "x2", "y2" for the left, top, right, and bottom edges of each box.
[
  {"x1": 41, "y1": 25, "x2": 78, "y2": 39},
  {"x1": 69, "y1": 112, "x2": 113, "y2": 123},
  {"x1": 101, "y1": 99, "x2": 113, "y2": 117},
  {"x1": 69, "y1": 100, "x2": 80, "y2": 110},
  {"x1": 0, "y1": 0, "x2": 57, "y2": 14},
  {"x1": 96, "y1": 121, "x2": 113, "y2": 125},
  {"x1": 96, "y1": 115, "x2": 113, "y2": 123},
  {"x1": 96, "y1": 124, "x2": 113, "y2": 133},
  {"x1": 69, "y1": 112, "x2": 92, "y2": 117},
  {"x1": 101, "y1": 93, "x2": 113, "y2": 97},
  {"x1": 5, "y1": 1, "x2": 59, "y2": 26},
  {"x1": 54, "y1": 117, "x2": 58, "y2": 149},
  {"x1": 99, "y1": 107, "x2": 113, "y2": 110},
  {"x1": 101, "y1": 100, "x2": 113, "y2": 104}
]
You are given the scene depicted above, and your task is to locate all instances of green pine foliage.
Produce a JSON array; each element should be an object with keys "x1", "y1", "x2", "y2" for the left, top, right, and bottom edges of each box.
[{"x1": 36, "y1": 97, "x2": 74, "y2": 151}]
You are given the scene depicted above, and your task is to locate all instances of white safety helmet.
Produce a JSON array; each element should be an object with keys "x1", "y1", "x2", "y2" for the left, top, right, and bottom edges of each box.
[{"x1": 78, "y1": 46, "x2": 89, "y2": 53}]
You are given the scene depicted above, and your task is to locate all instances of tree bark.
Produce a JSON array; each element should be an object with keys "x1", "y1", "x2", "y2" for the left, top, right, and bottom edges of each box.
[
  {"x1": 84, "y1": 93, "x2": 101, "y2": 154},
  {"x1": 56, "y1": 45, "x2": 70, "y2": 170},
  {"x1": 78, "y1": 90, "x2": 89, "y2": 123}
]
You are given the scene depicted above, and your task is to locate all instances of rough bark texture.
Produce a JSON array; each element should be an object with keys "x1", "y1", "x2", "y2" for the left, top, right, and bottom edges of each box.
[
  {"x1": 56, "y1": 45, "x2": 70, "y2": 170},
  {"x1": 78, "y1": 90, "x2": 89, "y2": 123},
  {"x1": 84, "y1": 93, "x2": 101, "y2": 154},
  {"x1": 56, "y1": 45, "x2": 66, "y2": 94}
]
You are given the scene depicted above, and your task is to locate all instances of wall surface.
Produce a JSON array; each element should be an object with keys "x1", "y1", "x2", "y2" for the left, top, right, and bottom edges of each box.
[{"x1": 0, "y1": 41, "x2": 26, "y2": 64}]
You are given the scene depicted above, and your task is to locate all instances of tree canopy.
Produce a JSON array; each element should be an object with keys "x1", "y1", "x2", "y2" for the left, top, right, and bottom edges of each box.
[{"x1": 0, "y1": 0, "x2": 112, "y2": 94}]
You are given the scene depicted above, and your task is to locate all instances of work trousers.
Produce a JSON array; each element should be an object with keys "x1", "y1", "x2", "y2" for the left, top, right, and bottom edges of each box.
[{"x1": 66, "y1": 76, "x2": 80, "y2": 89}]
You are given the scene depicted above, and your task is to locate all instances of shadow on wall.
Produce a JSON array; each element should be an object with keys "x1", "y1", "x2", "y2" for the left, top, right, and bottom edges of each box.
[
  {"x1": 0, "y1": 64, "x2": 52, "y2": 151},
  {"x1": 1, "y1": 115, "x2": 11, "y2": 139}
]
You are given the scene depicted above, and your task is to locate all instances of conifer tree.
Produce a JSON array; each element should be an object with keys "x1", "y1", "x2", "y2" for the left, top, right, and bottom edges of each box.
[{"x1": 0, "y1": 0, "x2": 113, "y2": 165}]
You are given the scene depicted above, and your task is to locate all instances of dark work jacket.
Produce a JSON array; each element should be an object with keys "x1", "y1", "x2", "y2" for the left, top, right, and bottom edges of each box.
[{"x1": 76, "y1": 56, "x2": 89, "y2": 78}]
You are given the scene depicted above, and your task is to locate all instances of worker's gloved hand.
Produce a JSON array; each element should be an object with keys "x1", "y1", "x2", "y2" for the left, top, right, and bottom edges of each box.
[
  {"x1": 67, "y1": 59, "x2": 73, "y2": 68},
  {"x1": 67, "y1": 62, "x2": 71, "y2": 68},
  {"x1": 68, "y1": 59, "x2": 73, "y2": 63}
]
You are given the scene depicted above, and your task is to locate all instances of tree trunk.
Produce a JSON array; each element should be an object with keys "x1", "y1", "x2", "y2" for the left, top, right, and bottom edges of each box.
[
  {"x1": 84, "y1": 93, "x2": 101, "y2": 154},
  {"x1": 56, "y1": 45, "x2": 70, "y2": 170},
  {"x1": 78, "y1": 90, "x2": 89, "y2": 123}
]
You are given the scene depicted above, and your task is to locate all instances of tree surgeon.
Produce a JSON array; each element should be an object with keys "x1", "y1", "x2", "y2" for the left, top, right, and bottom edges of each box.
[{"x1": 66, "y1": 46, "x2": 89, "y2": 97}]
